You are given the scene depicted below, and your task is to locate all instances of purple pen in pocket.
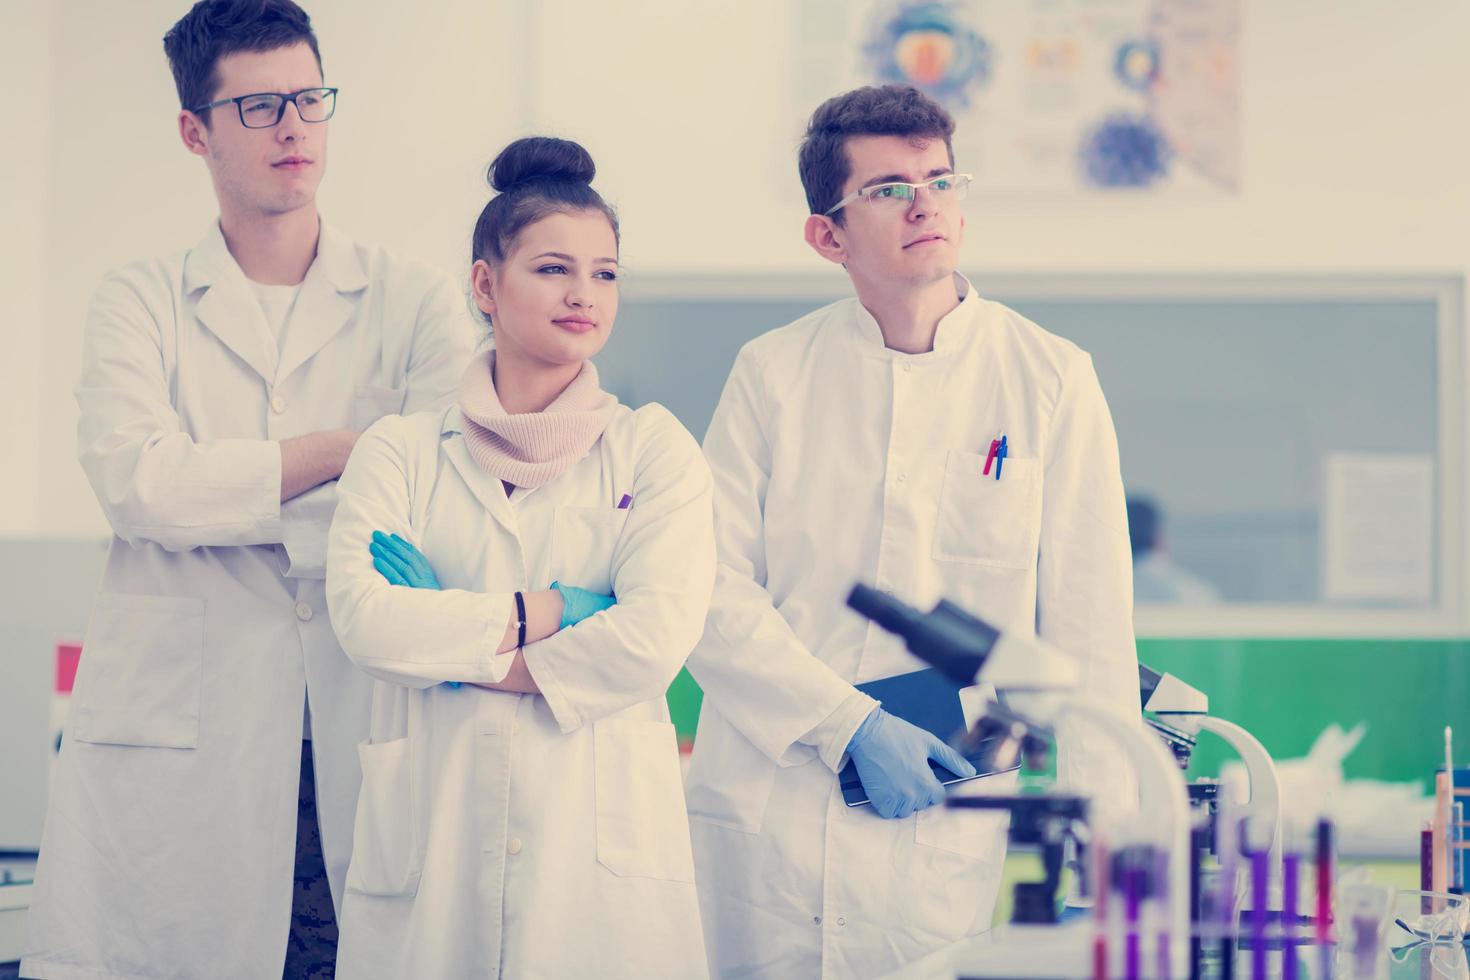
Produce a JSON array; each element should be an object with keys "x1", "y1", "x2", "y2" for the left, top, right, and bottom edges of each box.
[{"x1": 617, "y1": 494, "x2": 632, "y2": 510}]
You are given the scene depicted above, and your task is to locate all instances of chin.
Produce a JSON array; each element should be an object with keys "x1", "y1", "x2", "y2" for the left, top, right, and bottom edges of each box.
[
  {"x1": 898, "y1": 260, "x2": 956, "y2": 287},
  {"x1": 540, "y1": 336, "x2": 608, "y2": 366},
  {"x1": 261, "y1": 193, "x2": 316, "y2": 217}
]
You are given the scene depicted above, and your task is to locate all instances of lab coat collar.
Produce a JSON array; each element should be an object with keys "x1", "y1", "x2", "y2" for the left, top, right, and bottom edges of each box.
[
  {"x1": 182, "y1": 217, "x2": 368, "y2": 384},
  {"x1": 439, "y1": 408, "x2": 522, "y2": 539},
  {"x1": 442, "y1": 403, "x2": 466, "y2": 437},
  {"x1": 850, "y1": 273, "x2": 980, "y2": 360},
  {"x1": 275, "y1": 223, "x2": 368, "y2": 382},
  {"x1": 183, "y1": 222, "x2": 276, "y2": 382}
]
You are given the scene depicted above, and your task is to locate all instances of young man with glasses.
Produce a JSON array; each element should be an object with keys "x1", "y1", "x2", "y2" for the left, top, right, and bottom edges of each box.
[
  {"x1": 21, "y1": 2, "x2": 474, "y2": 977},
  {"x1": 684, "y1": 84, "x2": 1141, "y2": 977}
]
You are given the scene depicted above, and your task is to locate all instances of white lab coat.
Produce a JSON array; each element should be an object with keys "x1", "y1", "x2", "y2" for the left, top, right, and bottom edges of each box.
[
  {"x1": 684, "y1": 277, "x2": 1142, "y2": 979},
  {"x1": 21, "y1": 221, "x2": 476, "y2": 980},
  {"x1": 324, "y1": 401, "x2": 715, "y2": 979}
]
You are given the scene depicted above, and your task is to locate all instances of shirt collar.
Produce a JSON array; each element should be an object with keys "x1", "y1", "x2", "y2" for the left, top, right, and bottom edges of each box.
[
  {"x1": 850, "y1": 272, "x2": 980, "y2": 360},
  {"x1": 181, "y1": 215, "x2": 367, "y2": 295}
]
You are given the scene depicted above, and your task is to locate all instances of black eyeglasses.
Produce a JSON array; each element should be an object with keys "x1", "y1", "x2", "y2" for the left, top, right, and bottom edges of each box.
[{"x1": 191, "y1": 87, "x2": 338, "y2": 128}]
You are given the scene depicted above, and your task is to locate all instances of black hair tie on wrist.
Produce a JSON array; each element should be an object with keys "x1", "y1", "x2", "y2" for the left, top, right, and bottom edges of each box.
[{"x1": 515, "y1": 591, "x2": 528, "y2": 650}]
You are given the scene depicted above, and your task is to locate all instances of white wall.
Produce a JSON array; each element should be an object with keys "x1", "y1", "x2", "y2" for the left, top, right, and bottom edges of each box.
[
  {"x1": 21, "y1": 0, "x2": 1470, "y2": 536},
  {"x1": 0, "y1": 1, "x2": 54, "y2": 536},
  {"x1": 528, "y1": 0, "x2": 1470, "y2": 274}
]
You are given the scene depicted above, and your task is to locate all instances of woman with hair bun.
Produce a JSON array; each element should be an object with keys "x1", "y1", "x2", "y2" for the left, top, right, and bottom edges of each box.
[{"x1": 324, "y1": 136, "x2": 713, "y2": 977}]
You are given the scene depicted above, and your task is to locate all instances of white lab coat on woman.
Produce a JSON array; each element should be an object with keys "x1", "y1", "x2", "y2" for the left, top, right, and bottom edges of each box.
[
  {"x1": 684, "y1": 276, "x2": 1142, "y2": 979},
  {"x1": 324, "y1": 400, "x2": 714, "y2": 979},
  {"x1": 21, "y1": 221, "x2": 475, "y2": 980}
]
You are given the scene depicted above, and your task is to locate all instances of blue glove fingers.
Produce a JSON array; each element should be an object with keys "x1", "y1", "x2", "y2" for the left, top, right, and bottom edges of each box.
[
  {"x1": 395, "y1": 538, "x2": 433, "y2": 578},
  {"x1": 382, "y1": 533, "x2": 428, "y2": 574},
  {"x1": 928, "y1": 737, "x2": 978, "y2": 780},
  {"x1": 370, "y1": 533, "x2": 415, "y2": 573},
  {"x1": 376, "y1": 531, "x2": 424, "y2": 571},
  {"x1": 553, "y1": 583, "x2": 616, "y2": 628},
  {"x1": 369, "y1": 542, "x2": 414, "y2": 583},
  {"x1": 873, "y1": 792, "x2": 902, "y2": 820},
  {"x1": 375, "y1": 532, "x2": 439, "y2": 589},
  {"x1": 372, "y1": 555, "x2": 409, "y2": 586},
  {"x1": 387, "y1": 532, "x2": 424, "y2": 562}
]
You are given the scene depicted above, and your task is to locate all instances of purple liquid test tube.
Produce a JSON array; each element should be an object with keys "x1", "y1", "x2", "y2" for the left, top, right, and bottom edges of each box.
[
  {"x1": 1281, "y1": 854, "x2": 1300, "y2": 980},
  {"x1": 1125, "y1": 863, "x2": 1141, "y2": 980},
  {"x1": 1250, "y1": 848, "x2": 1268, "y2": 980}
]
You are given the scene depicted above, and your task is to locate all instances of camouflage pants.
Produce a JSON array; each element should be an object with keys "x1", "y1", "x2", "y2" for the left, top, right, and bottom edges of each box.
[{"x1": 284, "y1": 740, "x2": 338, "y2": 979}]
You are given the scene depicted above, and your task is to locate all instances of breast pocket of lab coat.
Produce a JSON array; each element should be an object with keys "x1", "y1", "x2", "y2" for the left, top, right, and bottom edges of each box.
[
  {"x1": 593, "y1": 718, "x2": 696, "y2": 882},
  {"x1": 351, "y1": 383, "x2": 407, "y2": 431},
  {"x1": 71, "y1": 593, "x2": 205, "y2": 749},
  {"x1": 550, "y1": 506, "x2": 629, "y2": 596},
  {"x1": 344, "y1": 736, "x2": 424, "y2": 898},
  {"x1": 931, "y1": 451, "x2": 1043, "y2": 570}
]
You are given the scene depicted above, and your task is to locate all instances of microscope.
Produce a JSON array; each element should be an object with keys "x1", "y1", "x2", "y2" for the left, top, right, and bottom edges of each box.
[
  {"x1": 1141, "y1": 662, "x2": 1285, "y2": 938},
  {"x1": 847, "y1": 586, "x2": 1193, "y2": 979}
]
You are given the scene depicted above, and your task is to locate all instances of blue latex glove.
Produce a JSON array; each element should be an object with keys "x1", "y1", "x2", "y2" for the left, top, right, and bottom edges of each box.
[
  {"x1": 369, "y1": 531, "x2": 442, "y2": 590},
  {"x1": 369, "y1": 532, "x2": 457, "y2": 687},
  {"x1": 845, "y1": 707, "x2": 978, "y2": 820},
  {"x1": 550, "y1": 581, "x2": 616, "y2": 629}
]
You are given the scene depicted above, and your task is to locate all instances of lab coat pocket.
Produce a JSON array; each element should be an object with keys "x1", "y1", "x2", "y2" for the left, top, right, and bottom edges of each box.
[
  {"x1": 345, "y1": 736, "x2": 424, "y2": 897},
  {"x1": 932, "y1": 451, "x2": 1041, "y2": 569},
  {"x1": 914, "y1": 766, "x2": 1019, "y2": 859},
  {"x1": 71, "y1": 593, "x2": 204, "y2": 749},
  {"x1": 551, "y1": 506, "x2": 629, "y2": 596},
  {"x1": 352, "y1": 383, "x2": 406, "y2": 431},
  {"x1": 593, "y1": 719, "x2": 696, "y2": 882}
]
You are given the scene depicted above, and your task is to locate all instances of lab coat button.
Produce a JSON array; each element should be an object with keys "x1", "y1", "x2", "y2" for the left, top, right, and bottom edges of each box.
[
  {"x1": 294, "y1": 602, "x2": 313, "y2": 622},
  {"x1": 507, "y1": 838, "x2": 523, "y2": 855},
  {"x1": 271, "y1": 396, "x2": 286, "y2": 414},
  {"x1": 813, "y1": 915, "x2": 822, "y2": 925},
  {"x1": 837, "y1": 917, "x2": 846, "y2": 927},
  {"x1": 896, "y1": 473, "x2": 907, "y2": 483},
  {"x1": 902, "y1": 363, "x2": 912, "y2": 373}
]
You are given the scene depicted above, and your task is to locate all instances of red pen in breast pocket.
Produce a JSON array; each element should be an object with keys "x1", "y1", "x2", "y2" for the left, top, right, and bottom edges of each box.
[{"x1": 983, "y1": 439, "x2": 1001, "y2": 476}]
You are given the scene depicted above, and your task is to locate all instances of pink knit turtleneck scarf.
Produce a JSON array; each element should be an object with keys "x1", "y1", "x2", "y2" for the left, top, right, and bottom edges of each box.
[{"x1": 457, "y1": 350, "x2": 619, "y2": 488}]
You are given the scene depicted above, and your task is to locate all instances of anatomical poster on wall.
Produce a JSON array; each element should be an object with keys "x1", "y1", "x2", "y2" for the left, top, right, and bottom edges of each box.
[{"x1": 794, "y1": 0, "x2": 1240, "y2": 196}]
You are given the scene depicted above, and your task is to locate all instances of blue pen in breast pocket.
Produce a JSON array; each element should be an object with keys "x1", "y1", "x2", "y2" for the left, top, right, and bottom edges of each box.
[{"x1": 983, "y1": 434, "x2": 1008, "y2": 479}]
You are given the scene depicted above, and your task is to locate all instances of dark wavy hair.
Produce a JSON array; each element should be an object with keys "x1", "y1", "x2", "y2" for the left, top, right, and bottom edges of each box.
[
  {"x1": 163, "y1": 0, "x2": 321, "y2": 117},
  {"x1": 798, "y1": 85, "x2": 955, "y2": 224},
  {"x1": 470, "y1": 136, "x2": 620, "y2": 270}
]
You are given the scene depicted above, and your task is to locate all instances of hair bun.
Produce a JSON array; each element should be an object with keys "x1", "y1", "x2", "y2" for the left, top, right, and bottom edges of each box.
[{"x1": 488, "y1": 136, "x2": 596, "y2": 192}]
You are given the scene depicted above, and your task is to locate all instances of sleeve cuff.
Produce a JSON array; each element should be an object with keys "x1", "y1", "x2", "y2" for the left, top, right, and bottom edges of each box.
[
  {"x1": 277, "y1": 483, "x2": 337, "y2": 579},
  {"x1": 520, "y1": 642, "x2": 580, "y2": 733},
  {"x1": 804, "y1": 690, "x2": 881, "y2": 773}
]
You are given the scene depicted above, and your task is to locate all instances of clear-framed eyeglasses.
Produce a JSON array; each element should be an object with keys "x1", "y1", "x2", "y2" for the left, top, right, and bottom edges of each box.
[
  {"x1": 191, "y1": 87, "x2": 338, "y2": 129},
  {"x1": 823, "y1": 173, "x2": 972, "y2": 216}
]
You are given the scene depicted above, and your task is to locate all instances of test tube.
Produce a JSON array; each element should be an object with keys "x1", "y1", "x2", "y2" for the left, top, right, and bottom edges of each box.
[
  {"x1": 1315, "y1": 819, "x2": 1333, "y2": 980},
  {"x1": 1281, "y1": 852, "x2": 1300, "y2": 980},
  {"x1": 1125, "y1": 858, "x2": 1141, "y2": 980},
  {"x1": 1218, "y1": 812, "x2": 1238, "y2": 980},
  {"x1": 1093, "y1": 837, "x2": 1109, "y2": 980},
  {"x1": 1155, "y1": 849, "x2": 1171, "y2": 980},
  {"x1": 1454, "y1": 800, "x2": 1464, "y2": 892},
  {"x1": 1250, "y1": 846, "x2": 1268, "y2": 980}
]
